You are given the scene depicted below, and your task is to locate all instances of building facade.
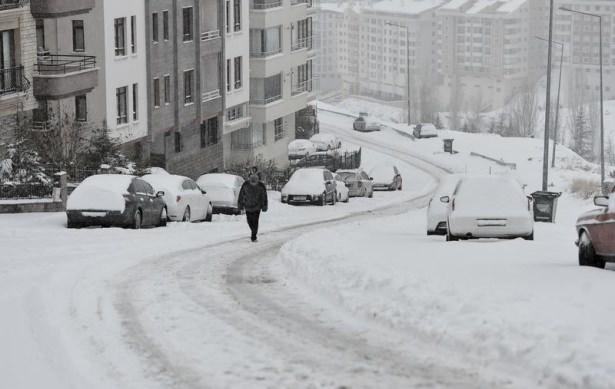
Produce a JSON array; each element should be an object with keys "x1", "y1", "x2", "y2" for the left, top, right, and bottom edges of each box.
[
  {"x1": 0, "y1": 0, "x2": 37, "y2": 151},
  {"x1": 146, "y1": 0, "x2": 225, "y2": 178}
]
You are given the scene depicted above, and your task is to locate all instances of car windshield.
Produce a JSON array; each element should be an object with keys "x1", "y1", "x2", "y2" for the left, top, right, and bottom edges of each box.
[{"x1": 289, "y1": 169, "x2": 323, "y2": 183}]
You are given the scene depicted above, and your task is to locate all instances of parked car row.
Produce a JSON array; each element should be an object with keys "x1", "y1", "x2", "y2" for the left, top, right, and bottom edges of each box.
[
  {"x1": 288, "y1": 133, "x2": 343, "y2": 159},
  {"x1": 66, "y1": 172, "x2": 246, "y2": 228},
  {"x1": 281, "y1": 164, "x2": 403, "y2": 206},
  {"x1": 427, "y1": 174, "x2": 534, "y2": 241}
]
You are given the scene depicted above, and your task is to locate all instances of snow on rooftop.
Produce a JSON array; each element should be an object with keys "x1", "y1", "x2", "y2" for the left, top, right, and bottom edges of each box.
[
  {"x1": 370, "y1": 0, "x2": 445, "y2": 14},
  {"x1": 441, "y1": 0, "x2": 525, "y2": 14}
]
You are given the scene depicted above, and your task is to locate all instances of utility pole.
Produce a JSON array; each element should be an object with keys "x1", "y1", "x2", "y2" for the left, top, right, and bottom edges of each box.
[
  {"x1": 552, "y1": 42, "x2": 564, "y2": 168},
  {"x1": 542, "y1": 0, "x2": 554, "y2": 191}
]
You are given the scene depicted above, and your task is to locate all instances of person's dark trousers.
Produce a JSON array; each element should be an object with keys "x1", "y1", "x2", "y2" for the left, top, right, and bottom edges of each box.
[{"x1": 246, "y1": 210, "x2": 261, "y2": 241}]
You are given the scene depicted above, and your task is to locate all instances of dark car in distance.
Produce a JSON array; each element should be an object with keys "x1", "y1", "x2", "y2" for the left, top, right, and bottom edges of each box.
[
  {"x1": 576, "y1": 192, "x2": 615, "y2": 268},
  {"x1": 66, "y1": 174, "x2": 167, "y2": 229}
]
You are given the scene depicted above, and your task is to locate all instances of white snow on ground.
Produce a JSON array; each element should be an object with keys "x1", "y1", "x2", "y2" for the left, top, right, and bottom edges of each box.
[{"x1": 0, "y1": 127, "x2": 433, "y2": 388}]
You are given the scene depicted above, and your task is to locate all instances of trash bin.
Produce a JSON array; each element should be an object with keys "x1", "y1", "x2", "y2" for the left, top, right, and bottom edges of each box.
[
  {"x1": 531, "y1": 191, "x2": 562, "y2": 223},
  {"x1": 443, "y1": 138, "x2": 454, "y2": 154}
]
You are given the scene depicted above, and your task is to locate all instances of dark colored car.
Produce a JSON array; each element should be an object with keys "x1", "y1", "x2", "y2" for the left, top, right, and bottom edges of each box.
[
  {"x1": 576, "y1": 193, "x2": 615, "y2": 268},
  {"x1": 369, "y1": 165, "x2": 403, "y2": 191},
  {"x1": 66, "y1": 174, "x2": 167, "y2": 229},
  {"x1": 336, "y1": 169, "x2": 373, "y2": 198}
]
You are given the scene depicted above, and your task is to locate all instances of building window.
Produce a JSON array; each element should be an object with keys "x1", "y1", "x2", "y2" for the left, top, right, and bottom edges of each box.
[
  {"x1": 274, "y1": 118, "x2": 284, "y2": 141},
  {"x1": 116, "y1": 86, "x2": 128, "y2": 124},
  {"x1": 226, "y1": 59, "x2": 231, "y2": 92},
  {"x1": 182, "y1": 7, "x2": 193, "y2": 42},
  {"x1": 225, "y1": 0, "x2": 230, "y2": 33},
  {"x1": 200, "y1": 117, "x2": 219, "y2": 148},
  {"x1": 226, "y1": 104, "x2": 244, "y2": 121},
  {"x1": 72, "y1": 20, "x2": 85, "y2": 52},
  {"x1": 163, "y1": 75, "x2": 170, "y2": 104},
  {"x1": 233, "y1": 0, "x2": 241, "y2": 31},
  {"x1": 153, "y1": 78, "x2": 160, "y2": 108},
  {"x1": 75, "y1": 95, "x2": 87, "y2": 122},
  {"x1": 152, "y1": 12, "x2": 159, "y2": 43},
  {"x1": 184, "y1": 69, "x2": 194, "y2": 104},
  {"x1": 162, "y1": 10, "x2": 169, "y2": 41},
  {"x1": 114, "y1": 18, "x2": 126, "y2": 56},
  {"x1": 36, "y1": 19, "x2": 45, "y2": 51},
  {"x1": 234, "y1": 56, "x2": 242, "y2": 89},
  {"x1": 174, "y1": 132, "x2": 182, "y2": 153},
  {"x1": 132, "y1": 83, "x2": 138, "y2": 121},
  {"x1": 130, "y1": 16, "x2": 137, "y2": 53}
]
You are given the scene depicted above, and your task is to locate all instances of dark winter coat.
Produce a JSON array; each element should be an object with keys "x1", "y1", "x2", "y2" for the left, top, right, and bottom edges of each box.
[{"x1": 238, "y1": 181, "x2": 268, "y2": 212}]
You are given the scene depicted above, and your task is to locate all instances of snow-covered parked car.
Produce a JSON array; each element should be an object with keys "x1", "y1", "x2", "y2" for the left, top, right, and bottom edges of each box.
[
  {"x1": 443, "y1": 176, "x2": 534, "y2": 241},
  {"x1": 337, "y1": 169, "x2": 373, "y2": 198},
  {"x1": 288, "y1": 139, "x2": 317, "y2": 159},
  {"x1": 576, "y1": 190, "x2": 615, "y2": 268},
  {"x1": 196, "y1": 173, "x2": 244, "y2": 215},
  {"x1": 142, "y1": 174, "x2": 212, "y2": 222},
  {"x1": 413, "y1": 123, "x2": 438, "y2": 139},
  {"x1": 66, "y1": 174, "x2": 167, "y2": 229},
  {"x1": 334, "y1": 173, "x2": 350, "y2": 203},
  {"x1": 310, "y1": 133, "x2": 342, "y2": 151},
  {"x1": 426, "y1": 174, "x2": 462, "y2": 235},
  {"x1": 370, "y1": 164, "x2": 402, "y2": 191},
  {"x1": 353, "y1": 114, "x2": 381, "y2": 132},
  {"x1": 281, "y1": 168, "x2": 337, "y2": 206}
]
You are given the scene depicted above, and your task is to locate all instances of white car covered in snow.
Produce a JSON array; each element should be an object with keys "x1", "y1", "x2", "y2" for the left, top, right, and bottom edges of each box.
[
  {"x1": 442, "y1": 176, "x2": 534, "y2": 241},
  {"x1": 196, "y1": 173, "x2": 244, "y2": 215},
  {"x1": 334, "y1": 173, "x2": 350, "y2": 203},
  {"x1": 413, "y1": 123, "x2": 438, "y2": 139},
  {"x1": 426, "y1": 174, "x2": 463, "y2": 235},
  {"x1": 142, "y1": 174, "x2": 213, "y2": 222},
  {"x1": 288, "y1": 139, "x2": 317, "y2": 159},
  {"x1": 310, "y1": 133, "x2": 342, "y2": 151},
  {"x1": 281, "y1": 168, "x2": 338, "y2": 206}
]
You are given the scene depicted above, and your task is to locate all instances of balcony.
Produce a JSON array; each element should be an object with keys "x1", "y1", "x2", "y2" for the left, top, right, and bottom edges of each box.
[
  {"x1": 30, "y1": 0, "x2": 95, "y2": 17},
  {"x1": 291, "y1": 78, "x2": 313, "y2": 96},
  {"x1": 251, "y1": 0, "x2": 282, "y2": 10},
  {"x1": 291, "y1": 37, "x2": 313, "y2": 52},
  {"x1": 200, "y1": 30, "x2": 222, "y2": 55},
  {"x1": 0, "y1": 0, "x2": 25, "y2": 11},
  {"x1": 33, "y1": 54, "x2": 98, "y2": 99},
  {"x1": 250, "y1": 47, "x2": 282, "y2": 58},
  {"x1": 251, "y1": 94, "x2": 281, "y2": 106},
  {"x1": 201, "y1": 89, "x2": 222, "y2": 114},
  {"x1": 0, "y1": 66, "x2": 30, "y2": 97}
]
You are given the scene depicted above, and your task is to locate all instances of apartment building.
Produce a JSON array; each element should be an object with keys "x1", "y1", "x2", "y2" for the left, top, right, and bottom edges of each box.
[
  {"x1": 0, "y1": 0, "x2": 37, "y2": 150},
  {"x1": 222, "y1": 0, "x2": 251, "y2": 168},
  {"x1": 146, "y1": 0, "x2": 225, "y2": 178},
  {"x1": 32, "y1": 0, "x2": 149, "y2": 160},
  {"x1": 232, "y1": 0, "x2": 316, "y2": 167}
]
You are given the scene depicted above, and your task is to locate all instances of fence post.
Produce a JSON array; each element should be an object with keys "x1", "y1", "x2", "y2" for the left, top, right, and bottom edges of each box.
[{"x1": 53, "y1": 171, "x2": 68, "y2": 209}]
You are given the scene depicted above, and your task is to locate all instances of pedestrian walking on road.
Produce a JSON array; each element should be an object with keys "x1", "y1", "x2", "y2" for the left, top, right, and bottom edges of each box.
[{"x1": 238, "y1": 174, "x2": 268, "y2": 242}]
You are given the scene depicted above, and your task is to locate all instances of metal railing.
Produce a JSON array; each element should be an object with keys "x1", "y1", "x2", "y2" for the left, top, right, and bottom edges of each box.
[
  {"x1": 291, "y1": 78, "x2": 314, "y2": 95},
  {"x1": 201, "y1": 29, "x2": 220, "y2": 41},
  {"x1": 250, "y1": 47, "x2": 282, "y2": 58},
  {"x1": 202, "y1": 89, "x2": 221, "y2": 103},
  {"x1": 0, "y1": 65, "x2": 30, "y2": 96},
  {"x1": 291, "y1": 36, "x2": 313, "y2": 51},
  {"x1": 0, "y1": 0, "x2": 26, "y2": 11},
  {"x1": 252, "y1": 0, "x2": 282, "y2": 9},
  {"x1": 251, "y1": 94, "x2": 281, "y2": 105},
  {"x1": 231, "y1": 141, "x2": 263, "y2": 151},
  {"x1": 291, "y1": 0, "x2": 308, "y2": 5},
  {"x1": 35, "y1": 54, "x2": 96, "y2": 75}
]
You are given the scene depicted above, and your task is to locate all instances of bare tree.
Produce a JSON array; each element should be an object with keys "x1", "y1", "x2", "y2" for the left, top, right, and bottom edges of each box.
[
  {"x1": 448, "y1": 73, "x2": 463, "y2": 131},
  {"x1": 509, "y1": 82, "x2": 538, "y2": 137},
  {"x1": 466, "y1": 90, "x2": 487, "y2": 133}
]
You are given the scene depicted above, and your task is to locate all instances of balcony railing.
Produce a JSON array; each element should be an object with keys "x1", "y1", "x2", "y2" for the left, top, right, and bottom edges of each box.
[
  {"x1": 251, "y1": 94, "x2": 281, "y2": 105},
  {"x1": 0, "y1": 66, "x2": 30, "y2": 96},
  {"x1": 201, "y1": 29, "x2": 220, "y2": 41},
  {"x1": 0, "y1": 0, "x2": 25, "y2": 11},
  {"x1": 250, "y1": 47, "x2": 282, "y2": 58},
  {"x1": 291, "y1": 37, "x2": 313, "y2": 52},
  {"x1": 252, "y1": 0, "x2": 281, "y2": 9},
  {"x1": 35, "y1": 54, "x2": 96, "y2": 75},
  {"x1": 291, "y1": 0, "x2": 308, "y2": 5},
  {"x1": 291, "y1": 78, "x2": 313, "y2": 96},
  {"x1": 202, "y1": 89, "x2": 221, "y2": 103}
]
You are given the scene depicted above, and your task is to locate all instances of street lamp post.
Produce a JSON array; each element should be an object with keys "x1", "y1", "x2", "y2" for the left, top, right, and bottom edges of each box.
[
  {"x1": 560, "y1": 6, "x2": 605, "y2": 191},
  {"x1": 386, "y1": 21, "x2": 411, "y2": 126},
  {"x1": 535, "y1": 36, "x2": 564, "y2": 168},
  {"x1": 542, "y1": 0, "x2": 554, "y2": 192}
]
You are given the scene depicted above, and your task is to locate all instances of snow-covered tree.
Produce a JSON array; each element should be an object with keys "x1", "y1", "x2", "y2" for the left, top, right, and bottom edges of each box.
[{"x1": 81, "y1": 126, "x2": 129, "y2": 170}]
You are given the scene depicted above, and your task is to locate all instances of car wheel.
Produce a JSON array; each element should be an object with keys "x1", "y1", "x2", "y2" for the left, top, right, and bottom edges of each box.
[
  {"x1": 182, "y1": 206, "x2": 191, "y2": 222},
  {"x1": 368, "y1": 189, "x2": 373, "y2": 198},
  {"x1": 158, "y1": 207, "x2": 168, "y2": 227},
  {"x1": 446, "y1": 231, "x2": 458, "y2": 242},
  {"x1": 67, "y1": 220, "x2": 81, "y2": 229},
  {"x1": 579, "y1": 232, "x2": 605, "y2": 268},
  {"x1": 205, "y1": 203, "x2": 213, "y2": 222},
  {"x1": 330, "y1": 191, "x2": 337, "y2": 205},
  {"x1": 132, "y1": 209, "x2": 143, "y2": 230},
  {"x1": 320, "y1": 193, "x2": 326, "y2": 206},
  {"x1": 523, "y1": 231, "x2": 534, "y2": 241}
]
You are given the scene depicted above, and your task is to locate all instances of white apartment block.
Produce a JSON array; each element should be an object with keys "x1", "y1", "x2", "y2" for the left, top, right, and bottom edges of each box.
[
  {"x1": 223, "y1": 0, "x2": 252, "y2": 168},
  {"x1": 228, "y1": 0, "x2": 315, "y2": 167},
  {"x1": 32, "y1": 0, "x2": 148, "y2": 159}
]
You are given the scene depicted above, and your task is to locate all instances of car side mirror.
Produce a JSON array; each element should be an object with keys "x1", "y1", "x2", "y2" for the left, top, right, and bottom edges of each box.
[
  {"x1": 440, "y1": 196, "x2": 450, "y2": 203},
  {"x1": 527, "y1": 195, "x2": 533, "y2": 201},
  {"x1": 594, "y1": 195, "x2": 609, "y2": 207},
  {"x1": 156, "y1": 191, "x2": 165, "y2": 198},
  {"x1": 201, "y1": 189, "x2": 207, "y2": 195}
]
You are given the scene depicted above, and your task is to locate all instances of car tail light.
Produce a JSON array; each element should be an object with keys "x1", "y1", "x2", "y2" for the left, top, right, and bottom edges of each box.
[{"x1": 176, "y1": 195, "x2": 181, "y2": 203}]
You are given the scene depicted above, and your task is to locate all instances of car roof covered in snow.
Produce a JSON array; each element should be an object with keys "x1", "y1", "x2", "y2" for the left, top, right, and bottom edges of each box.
[
  {"x1": 79, "y1": 174, "x2": 135, "y2": 193},
  {"x1": 454, "y1": 175, "x2": 526, "y2": 210},
  {"x1": 142, "y1": 174, "x2": 191, "y2": 191},
  {"x1": 197, "y1": 173, "x2": 243, "y2": 188}
]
